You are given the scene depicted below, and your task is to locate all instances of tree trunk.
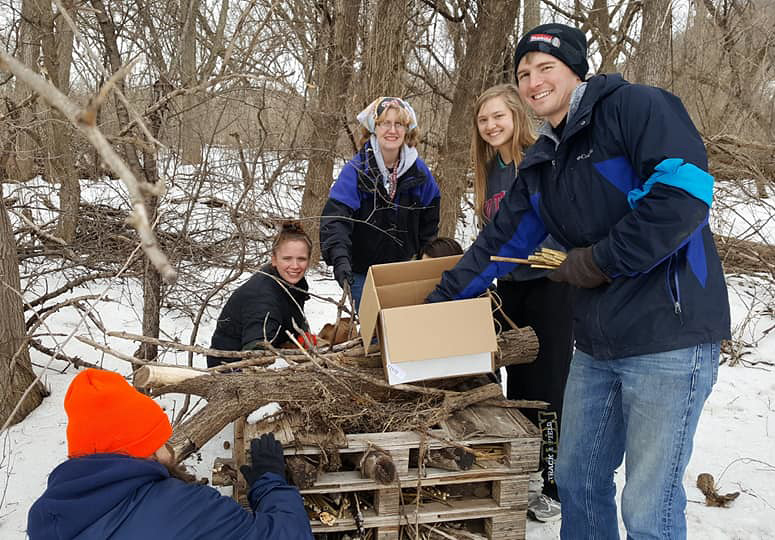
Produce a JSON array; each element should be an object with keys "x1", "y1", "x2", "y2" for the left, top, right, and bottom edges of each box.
[
  {"x1": 299, "y1": 0, "x2": 361, "y2": 264},
  {"x1": 90, "y1": 0, "x2": 164, "y2": 361},
  {"x1": 364, "y1": 0, "x2": 408, "y2": 98},
  {"x1": 135, "y1": 81, "x2": 168, "y2": 363},
  {"x1": 43, "y1": 0, "x2": 79, "y2": 243},
  {"x1": 11, "y1": 0, "x2": 44, "y2": 181},
  {"x1": 0, "y1": 196, "x2": 46, "y2": 427},
  {"x1": 435, "y1": 0, "x2": 520, "y2": 237},
  {"x1": 179, "y1": 0, "x2": 202, "y2": 164},
  {"x1": 633, "y1": 0, "x2": 672, "y2": 87},
  {"x1": 522, "y1": 0, "x2": 540, "y2": 33}
]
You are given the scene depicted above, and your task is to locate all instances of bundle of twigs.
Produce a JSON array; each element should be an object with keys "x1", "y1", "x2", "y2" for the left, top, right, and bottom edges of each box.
[{"x1": 490, "y1": 247, "x2": 567, "y2": 269}]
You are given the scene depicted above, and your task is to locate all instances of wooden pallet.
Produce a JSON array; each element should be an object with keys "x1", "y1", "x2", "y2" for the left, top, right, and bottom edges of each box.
[{"x1": 215, "y1": 405, "x2": 540, "y2": 540}]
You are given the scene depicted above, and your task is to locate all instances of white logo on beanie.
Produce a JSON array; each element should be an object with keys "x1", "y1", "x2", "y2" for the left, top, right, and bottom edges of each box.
[{"x1": 529, "y1": 33, "x2": 561, "y2": 48}]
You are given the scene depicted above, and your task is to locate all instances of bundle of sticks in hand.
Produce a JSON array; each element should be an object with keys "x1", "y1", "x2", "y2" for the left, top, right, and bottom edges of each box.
[{"x1": 491, "y1": 247, "x2": 567, "y2": 269}]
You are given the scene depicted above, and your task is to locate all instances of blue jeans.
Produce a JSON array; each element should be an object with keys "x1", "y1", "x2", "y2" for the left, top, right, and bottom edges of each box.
[
  {"x1": 556, "y1": 343, "x2": 719, "y2": 540},
  {"x1": 351, "y1": 273, "x2": 367, "y2": 311}
]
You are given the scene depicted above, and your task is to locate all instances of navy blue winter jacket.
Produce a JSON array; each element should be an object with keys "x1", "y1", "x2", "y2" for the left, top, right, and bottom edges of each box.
[
  {"x1": 27, "y1": 454, "x2": 313, "y2": 540},
  {"x1": 320, "y1": 141, "x2": 440, "y2": 274},
  {"x1": 428, "y1": 74, "x2": 730, "y2": 359}
]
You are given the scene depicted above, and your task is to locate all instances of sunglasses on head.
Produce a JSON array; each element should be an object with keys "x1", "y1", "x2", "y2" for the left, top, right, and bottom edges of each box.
[{"x1": 375, "y1": 97, "x2": 406, "y2": 117}]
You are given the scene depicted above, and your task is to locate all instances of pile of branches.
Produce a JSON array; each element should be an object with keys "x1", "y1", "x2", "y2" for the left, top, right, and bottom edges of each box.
[
  {"x1": 128, "y1": 328, "x2": 540, "y2": 463},
  {"x1": 73, "y1": 202, "x2": 265, "y2": 268},
  {"x1": 705, "y1": 134, "x2": 775, "y2": 199},
  {"x1": 715, "y1": 233, "x2": 775, "y2": 279}
]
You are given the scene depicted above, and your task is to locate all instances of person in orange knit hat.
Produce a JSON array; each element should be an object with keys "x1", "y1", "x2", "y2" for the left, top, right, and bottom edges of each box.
[{"x1": 27, "y1": 369, "x2": 313, "y2": 540}]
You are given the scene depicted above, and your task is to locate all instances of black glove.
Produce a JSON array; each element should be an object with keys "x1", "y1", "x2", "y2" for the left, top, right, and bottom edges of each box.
[
  {"x1": 333, "y1": 256, "x2": 353, "y2": 288},
  {"x1": 548, "y1": 246, "x2": 611, "y2": 288},
  {"x1": 239, "y1": 433, "x2": 285, "y2": 486}
]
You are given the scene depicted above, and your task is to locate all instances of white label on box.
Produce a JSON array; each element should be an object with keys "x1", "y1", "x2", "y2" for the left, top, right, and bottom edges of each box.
[{"x1": 387, "y1": 363, "x2": 406, "y2": 382}]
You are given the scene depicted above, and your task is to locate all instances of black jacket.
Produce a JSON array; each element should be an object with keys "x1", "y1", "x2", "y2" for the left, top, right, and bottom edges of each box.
[
  {"x1": 320, "y1": 141, "x2": 440, "y2": 274},
  {"x1": 429, "y1": 74, "x2": 730, "y2": 359},
  {"x1": 208, "y1": 264, "x2": 309, "y2": 366}
]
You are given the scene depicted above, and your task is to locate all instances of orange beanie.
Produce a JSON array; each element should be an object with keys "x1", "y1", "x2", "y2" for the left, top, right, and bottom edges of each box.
[{"x1": 65, "y1": 369, "x2": 172, "y2": 459}]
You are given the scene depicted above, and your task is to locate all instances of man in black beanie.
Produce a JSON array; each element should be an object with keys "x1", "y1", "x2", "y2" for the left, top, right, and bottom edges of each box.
[{"x1": 427, "y1": 22, "x2": 730, "y2": 539}]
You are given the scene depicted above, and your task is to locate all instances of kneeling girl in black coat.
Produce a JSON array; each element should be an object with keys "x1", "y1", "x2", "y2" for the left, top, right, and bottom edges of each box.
[{"x1": 208, "y1": 222, "x2": 315, "y2": 367}]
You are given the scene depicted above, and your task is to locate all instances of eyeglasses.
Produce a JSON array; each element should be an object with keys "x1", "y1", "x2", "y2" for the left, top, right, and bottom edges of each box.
[{"x1": 376, "y1": 121, "x2": 406, "y2": 132}]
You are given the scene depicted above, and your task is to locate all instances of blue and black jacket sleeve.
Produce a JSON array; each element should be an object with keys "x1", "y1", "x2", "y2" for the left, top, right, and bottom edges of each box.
[
  {"x1": 591, "y1": 84, "x2": 714, "y2": 278},
  {"x1": 427, "y1": 176, "x2": 547, "y2": 302},
  {"x1": 320, "y1": 161, "x2": 360, "y2": 266},
  {"x1": 416, "y1": 161, "x2": 441, "y2": 254}
]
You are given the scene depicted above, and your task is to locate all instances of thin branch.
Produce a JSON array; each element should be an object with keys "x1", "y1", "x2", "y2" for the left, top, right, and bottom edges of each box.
[
  {"x1": 0, "y1": 51, "x2": 177, "y2": 283},
  {"x1": 420, "y1": 0, "x2": 466, "y2": 22}
]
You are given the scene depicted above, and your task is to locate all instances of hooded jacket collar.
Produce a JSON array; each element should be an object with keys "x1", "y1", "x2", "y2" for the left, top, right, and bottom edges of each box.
[{"x1": 357, "y1": 141, "x2": 426, "y2": 194}]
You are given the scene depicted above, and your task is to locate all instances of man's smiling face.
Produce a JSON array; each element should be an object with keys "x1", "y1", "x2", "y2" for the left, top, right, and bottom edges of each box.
[{"x1": 516, "y1": 51, "x2": 581, "y2": 127}]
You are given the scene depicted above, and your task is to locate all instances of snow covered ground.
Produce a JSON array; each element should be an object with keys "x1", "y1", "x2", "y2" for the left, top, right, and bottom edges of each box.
[
  {"x1": 1, "y1": 172, "x2": 774, "y2": 538},
  {"x1": 0, "y1": 267, "x2": 773, "y2": 539}
]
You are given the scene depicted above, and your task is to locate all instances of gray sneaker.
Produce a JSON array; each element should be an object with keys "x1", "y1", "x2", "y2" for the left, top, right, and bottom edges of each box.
[{"x1": 527, "y1": 493, "x2": 562, "y2": 522}]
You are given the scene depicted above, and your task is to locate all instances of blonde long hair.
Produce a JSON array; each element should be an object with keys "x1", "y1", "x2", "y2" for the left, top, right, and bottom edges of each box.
[{"x1": 471, "y1": 84, "x2": 536, "y2": 224}]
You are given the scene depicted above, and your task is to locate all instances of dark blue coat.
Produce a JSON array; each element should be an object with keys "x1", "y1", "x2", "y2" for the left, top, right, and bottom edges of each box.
[
  {"x1": 27, "y1": 454, "x2": 313, "y2": 540},
  {"x1": 320, "y1": 142, "x2": 440, "y2": 274},
  {"x1": 428, "y1": 74, "x2": 730, "y2": 359}
]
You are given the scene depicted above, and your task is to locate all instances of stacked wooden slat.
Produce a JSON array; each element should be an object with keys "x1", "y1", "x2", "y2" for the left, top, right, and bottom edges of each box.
[{"x1": 214, "y1": 405, "x2": 540, "y2": 539}]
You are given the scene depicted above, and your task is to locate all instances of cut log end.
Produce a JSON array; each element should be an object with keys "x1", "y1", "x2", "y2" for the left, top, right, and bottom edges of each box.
[
  {"x1": 286, "y1": 456, "x2": 320, "y2": 489},
  {"x1": 361, "y1": 450, "x2": 397, "y2": 485}
]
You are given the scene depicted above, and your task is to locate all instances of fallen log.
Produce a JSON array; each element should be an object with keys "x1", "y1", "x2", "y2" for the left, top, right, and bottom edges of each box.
[
  {"x1": 133, "y1": 365, "x2": 212, "y2": 388},
  {"x1": 132, "y1": 326, "x2": 538, "y2": 390}
]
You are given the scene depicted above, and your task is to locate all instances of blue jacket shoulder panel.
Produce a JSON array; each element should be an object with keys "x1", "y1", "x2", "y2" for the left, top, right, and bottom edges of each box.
[
  {"x1": 328, "y1": 155, "x2": 365, "y2": 211},
  {"x1": 411, "y1": 158, "x2": 441, "y2": 205}
]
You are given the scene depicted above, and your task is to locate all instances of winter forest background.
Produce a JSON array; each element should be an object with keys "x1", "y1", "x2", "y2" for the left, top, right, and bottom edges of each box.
[{"x1": 1, "y1": 0, "x2": 774, "y2": 538}]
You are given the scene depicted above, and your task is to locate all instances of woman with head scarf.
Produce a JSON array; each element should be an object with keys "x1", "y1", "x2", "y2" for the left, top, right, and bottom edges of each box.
[{"x1": 320, "y1": 97, "x2": 440, "y2": 309}]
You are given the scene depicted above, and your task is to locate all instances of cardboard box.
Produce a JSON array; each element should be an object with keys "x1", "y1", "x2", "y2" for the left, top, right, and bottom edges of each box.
[{"x1": 359, "y1": 255, "x2": 497, "y2": 385}]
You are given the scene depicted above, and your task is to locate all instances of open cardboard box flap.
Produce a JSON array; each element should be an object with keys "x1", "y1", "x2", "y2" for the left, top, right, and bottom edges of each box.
[{"x1": 360, "y1": 255, "x2": 465, "y2": 353}]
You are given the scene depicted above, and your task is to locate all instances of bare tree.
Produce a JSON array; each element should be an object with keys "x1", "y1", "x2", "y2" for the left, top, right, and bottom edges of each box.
[
  {"x1": 364, "y1": 0, "x2": 410, "y2": 98},
  {"x1": 542, "y1": 0, "x2": 642, "y2": 74},
  {"x1": 179, "y1": 0, "x2": 203, "y2": 165},
  {"x1": 434, "y1": 0, "x2": 521, "y2": 236},
  {"x1": 0, "y1": 195, "x2": 46, "y2": 427},
  {"x1": 523, "y1": 0, "x2": 540, "y2": 32},
  {"x1": 633, "y1": 0, "x2": 673, "y2": 87},
  {"x1": 300, "y1": 0, "x2": 361, "y2": 263}
]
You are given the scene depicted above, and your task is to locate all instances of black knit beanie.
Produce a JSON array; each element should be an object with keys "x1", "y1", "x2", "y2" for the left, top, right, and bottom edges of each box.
[{"x1": 514, "y1": 23, "x2": 588, "y2": 82}]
